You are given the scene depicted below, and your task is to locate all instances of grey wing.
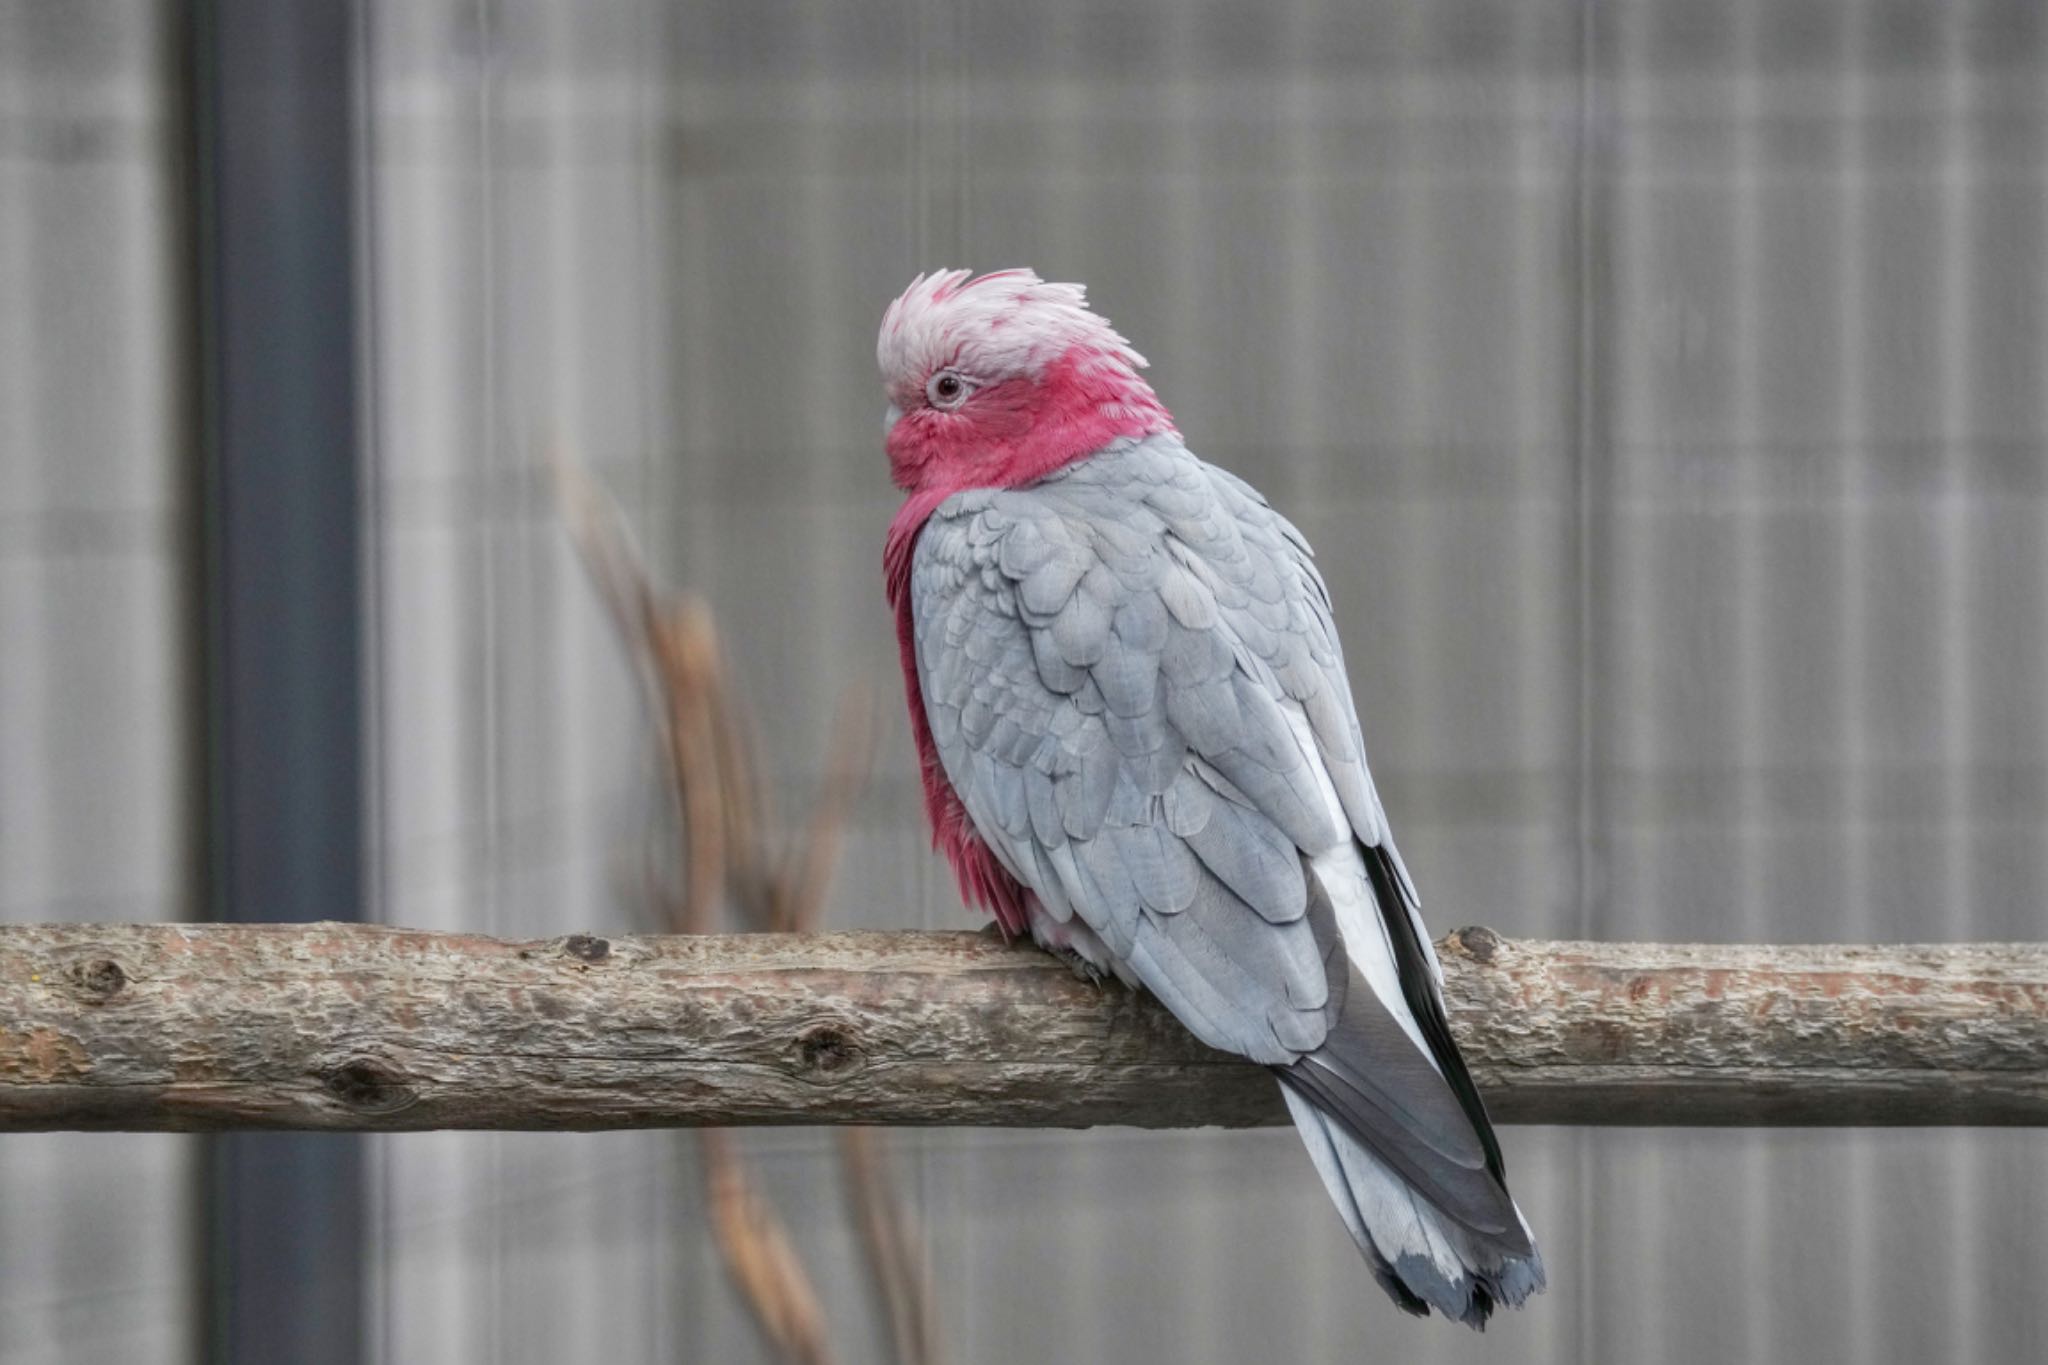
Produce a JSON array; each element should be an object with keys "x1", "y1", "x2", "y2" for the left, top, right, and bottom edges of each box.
[
  {"x1": 910, "y1": 438, "x2": 1521, "y2": 1246},
  {"x1": 1201, "y1": 461, "x2": 1509, "y2": 1189},
  {"x1": 910, "y1": 471, "x2": 1332, "y2": 1063},
  {"x1": 1199, "y1": 461, "x2": 1442, "y2": 980}
]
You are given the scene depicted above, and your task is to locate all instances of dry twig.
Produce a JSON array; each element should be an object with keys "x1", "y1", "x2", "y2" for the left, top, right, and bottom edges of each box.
[
  {"x1": 702, "y1": 1128, "x2": 835, "y2": 1365},
  {"x1": 841, "y1": 1127, "x2": 945, "y2": 1365},
  {"x1": 558, "y1": 457, "x2": 940, "y2": 1365}
]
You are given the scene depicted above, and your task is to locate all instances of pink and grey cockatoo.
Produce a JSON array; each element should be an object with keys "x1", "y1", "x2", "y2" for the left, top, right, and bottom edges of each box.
[{"x1": 878, "y1": 269, "x2": 1545, "y2": 1327}]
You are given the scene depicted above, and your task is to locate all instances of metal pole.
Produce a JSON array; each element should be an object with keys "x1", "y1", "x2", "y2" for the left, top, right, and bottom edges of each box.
[{"x1": 190, "y1": 2, "x2": 365, "y2": 1360}]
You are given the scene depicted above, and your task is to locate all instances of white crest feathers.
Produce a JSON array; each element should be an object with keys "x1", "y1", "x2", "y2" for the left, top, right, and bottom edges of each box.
[{"x1": 877, "y1": 268, "x2": 1151, "y2": 388}]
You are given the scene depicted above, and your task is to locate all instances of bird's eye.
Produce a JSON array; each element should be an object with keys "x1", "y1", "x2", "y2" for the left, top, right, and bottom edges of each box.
[{"x1": 925, "y1": 370, "x2": 971, "y2": 410}]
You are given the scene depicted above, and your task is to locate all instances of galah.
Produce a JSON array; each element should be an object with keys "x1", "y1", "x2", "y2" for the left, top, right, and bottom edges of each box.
[{"x1": 878, "y1": 269, "x2": 1545, "y2": 1327}]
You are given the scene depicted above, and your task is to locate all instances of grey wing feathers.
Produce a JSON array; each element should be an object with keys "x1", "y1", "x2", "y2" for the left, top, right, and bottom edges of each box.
[
  {"x1": 909, "y1": 435, "x2": 1536, "y2": 1316},
  {"x1": 912, "y1": 444, "x2": 1339, "y2": 1065},
  {"x1": 911, "y1": 438, "x2": 1373, "y2": 1034}
]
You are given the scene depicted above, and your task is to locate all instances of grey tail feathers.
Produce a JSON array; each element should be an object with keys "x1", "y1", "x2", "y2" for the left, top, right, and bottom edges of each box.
[{"x1": 1281, "y1": 1084, "x2": 1547, "y2": 1329}]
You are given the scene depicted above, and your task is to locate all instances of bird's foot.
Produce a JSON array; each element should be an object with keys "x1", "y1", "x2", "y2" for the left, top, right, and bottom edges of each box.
[{"x1": 1042, "y1": 941, "x2": 1108, "y2": 986}]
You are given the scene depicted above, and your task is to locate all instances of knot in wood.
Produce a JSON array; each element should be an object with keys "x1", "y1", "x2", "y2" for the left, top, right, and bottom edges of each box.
[
  {"x1": 323, "y1": 1057, "x2": 417, "y2": 1115},
  {"x1": 795, "y1": 1022, "x2": 864, "y2": 1078},
  {"x1": 1449, "y1": 925, "x2": 1502, "y2": 964},
  {"x1": 560, "y1": 934, "x2": 610, "y2": 963},
  {"x1": 65, "y1": 958, "x2": 127, "y2": 1002}
]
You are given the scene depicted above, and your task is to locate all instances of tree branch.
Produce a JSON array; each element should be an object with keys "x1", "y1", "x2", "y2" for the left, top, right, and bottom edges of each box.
[{"x1": 2, "y1": 923, "x2": 2043, "y2": 1131}]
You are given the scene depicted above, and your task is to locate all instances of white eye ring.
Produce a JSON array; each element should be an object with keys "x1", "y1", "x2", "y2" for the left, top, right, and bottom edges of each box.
[{"x1": 925, "y1": 369, "x2": 973, "y2": 410}]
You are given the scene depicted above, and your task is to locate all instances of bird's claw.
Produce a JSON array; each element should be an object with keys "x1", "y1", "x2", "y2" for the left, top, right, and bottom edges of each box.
[{"x1": 1044, "y1": 942, "x2": 1107, "y2": 986}]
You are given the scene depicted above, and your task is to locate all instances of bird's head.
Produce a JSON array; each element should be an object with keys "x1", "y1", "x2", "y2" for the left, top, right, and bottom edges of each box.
[{"x1": 877, "y1": 268, "x2": 1176, "y2": 495}]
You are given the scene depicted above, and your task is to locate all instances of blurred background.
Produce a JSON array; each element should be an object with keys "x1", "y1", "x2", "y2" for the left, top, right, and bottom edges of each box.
[{"x1": 3, "y1": 1, "x2": 2046, "y2": 1362}]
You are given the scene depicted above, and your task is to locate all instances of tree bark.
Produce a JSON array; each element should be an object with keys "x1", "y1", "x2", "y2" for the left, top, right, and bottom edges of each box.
[{"x1": 2, "y1": 922, "x2": 2042, "y2": 1131}]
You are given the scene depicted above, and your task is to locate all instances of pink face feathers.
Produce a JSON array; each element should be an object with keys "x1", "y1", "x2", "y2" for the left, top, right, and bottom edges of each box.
[{"x1": 877, "y1": 268, "x2": 1176, "y2": 495}]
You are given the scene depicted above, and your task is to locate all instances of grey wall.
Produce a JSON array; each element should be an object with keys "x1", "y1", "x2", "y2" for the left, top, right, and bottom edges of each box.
[
  {"x1": 5, "y1": 2, "x2": 2047, "y2": 1363},
  {"x1": 0, "y1": 3, "x2": 196, "y2": 1363}
]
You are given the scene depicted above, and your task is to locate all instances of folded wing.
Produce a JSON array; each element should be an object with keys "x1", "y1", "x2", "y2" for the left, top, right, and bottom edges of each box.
[{"x1": 910, "y1": 434, "x2": 1542, "y2": 1322}]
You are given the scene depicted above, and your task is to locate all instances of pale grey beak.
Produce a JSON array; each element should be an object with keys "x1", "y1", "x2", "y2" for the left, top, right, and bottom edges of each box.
[{"x1": 884, "y1": 403, "x2": 903, "y2": 435}]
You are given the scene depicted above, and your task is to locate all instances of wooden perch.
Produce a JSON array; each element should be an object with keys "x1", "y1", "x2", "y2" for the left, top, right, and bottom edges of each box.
[{"x1": 1, "y1": 923, "x2": 2043, "y2": 1131}]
